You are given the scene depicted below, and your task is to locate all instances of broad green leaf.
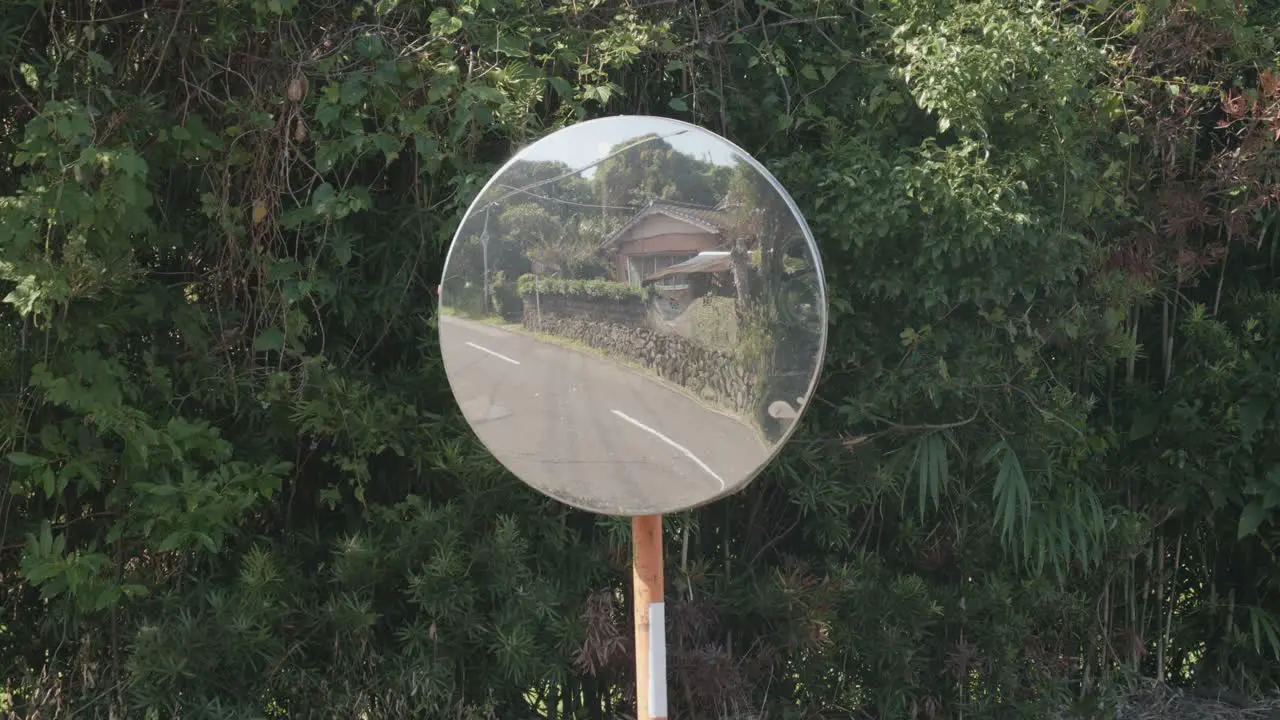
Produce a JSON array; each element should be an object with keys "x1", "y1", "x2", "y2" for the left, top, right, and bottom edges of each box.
[
  {"x1": 158, "y1": 532, "x2": 185, "y2": 552},
  {"x1": 39, "y1": 521, "x2": 53, "y2": 555},
  {"x1": 339, "y1": 74, "x2": 367, "y2": 105},
  {"x1": 1238, "y1": 502, "x2": 1267, "y2": 539},
  {"x1": 121, "y1": 584, "x2": 149, "y2": 598},
  {"x1": 93, "y1": 586, "x2": 122, "y2": 611},
  {"x1": 315, "y1": 102, "x2": 341, "y2": 127},
  {"x1": 38, "y1": 423, "x2": 60, "y2": 451},
  {"x1": 354, "y1": 34, "x2": 384, "y2": 59},
  {"x1": 1239, "y1": 395, "x2": 1268, "y2": 444},
  {"x1": 311, "y1": 182, "x2": 336, "y2": 208},
  {"x1": 330, "y1": 235, "x2": 353, "y2": 266},
  {"x1": 428, "y1": 8, "x2": 463, "y2": 35},
  {"x1": 370, "y1": 133, "x2": 402, "y2": 164},
  {"x1": 253, "y1": 328, "x2": 286, "y2": 352},
  {"x1": 7, "y1": 452, "x2": 45, "y2": 467},
  {"x1": 548, "y1": 77, "x2": 573, "y2": 99},
  {"x1": 584, "y1": 85, "x2": 612, "y2": 104},
  {"x1": 470, "y1": 85, "x2": 506, "y2": 104},
  {"x1": 495, "y1": 35, "x2": 530, "y2": 58}
]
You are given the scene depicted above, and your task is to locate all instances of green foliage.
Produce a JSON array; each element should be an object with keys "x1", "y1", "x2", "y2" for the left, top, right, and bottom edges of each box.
[
  {"x1": 516, "y1": 274, "x2": 650, "y2": 301},
  {"x1": 890, "y1": 0, "x2": 1104, "y2": 141},
  {"x1": 1, "y1": 0, "x2": 1278, "y2": 718},
  {"x1": 594, "y1": 134, "x2": 729, "y2": 208},
  {"x1": 488, "y1": 271, "x2": 519, "y2": 321}
]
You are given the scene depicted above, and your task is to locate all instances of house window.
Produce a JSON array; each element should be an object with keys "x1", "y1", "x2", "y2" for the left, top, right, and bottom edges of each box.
[{"x1": 627, "y1": 253, "x2": 695, "y2": 288}]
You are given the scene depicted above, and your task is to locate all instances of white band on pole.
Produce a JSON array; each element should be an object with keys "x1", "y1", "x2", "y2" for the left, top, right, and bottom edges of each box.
[{"x1": 648, "y1": 601, "x2": 668, "y2": 717}]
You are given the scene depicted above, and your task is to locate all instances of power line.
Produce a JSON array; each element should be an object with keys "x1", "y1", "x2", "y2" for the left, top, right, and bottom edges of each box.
[
  {"x1": 494, "y1": 184, "x2": 638, "y2": 211},
  {"x1": 479, "y1": 130, "x2": 689, "y2": 211}
]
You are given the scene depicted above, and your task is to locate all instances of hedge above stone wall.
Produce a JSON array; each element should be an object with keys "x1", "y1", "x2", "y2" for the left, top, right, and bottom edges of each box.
[{"x1": 517, "y1": 273, "x2": 652, "y2": 301}]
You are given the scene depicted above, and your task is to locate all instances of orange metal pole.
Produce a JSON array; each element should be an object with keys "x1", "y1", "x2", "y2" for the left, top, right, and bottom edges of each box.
[{"x1": 632, "y1": 515, "x2": 667, "y2": 720}]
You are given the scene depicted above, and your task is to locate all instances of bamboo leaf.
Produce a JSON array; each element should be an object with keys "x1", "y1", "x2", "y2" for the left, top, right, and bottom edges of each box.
[
  {"x1": 912, "y1": 434, "x2": 949, "y2": 520},
  {"x1": 914, "y1": 436, "x2": 929, "y2": 519},
  {"x1": 930, "y1": 434, "x2": 949, "y2": 509},
  {"x1": 991, "y1": 442, "x2": 1028, "y2": 547},
  {"x1": 1254, "y1": 607, "x2": 1280, "y2": 661}
]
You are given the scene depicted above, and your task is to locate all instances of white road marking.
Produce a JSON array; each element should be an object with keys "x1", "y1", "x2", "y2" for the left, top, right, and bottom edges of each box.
[
  {"x1": 465, "y1": 341, "x2": 520, "y2": 365},
  {"x1": 610, "y1": 409, "x2": 725, "y2": 489}
]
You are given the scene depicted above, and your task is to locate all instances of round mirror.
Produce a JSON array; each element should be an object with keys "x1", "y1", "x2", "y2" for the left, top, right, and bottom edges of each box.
[{"x1": 438, "y1": 116, "x2": 827, "y2": 516}]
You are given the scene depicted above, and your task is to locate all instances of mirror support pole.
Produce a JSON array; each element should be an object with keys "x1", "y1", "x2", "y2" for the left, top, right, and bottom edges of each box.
[{"x1": 632, "y1": 514, "x2": 667, "y2": 720}]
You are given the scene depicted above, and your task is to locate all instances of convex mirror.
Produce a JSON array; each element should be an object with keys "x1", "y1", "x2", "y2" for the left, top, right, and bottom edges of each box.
[{"x1": 438, "y1": 116, "x2": 827, "y2": 515}]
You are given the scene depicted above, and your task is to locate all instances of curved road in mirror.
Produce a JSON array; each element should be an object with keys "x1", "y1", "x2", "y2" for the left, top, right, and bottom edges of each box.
[{"x1": 440, "y1": 314, "x2": 766, "y2": 515}]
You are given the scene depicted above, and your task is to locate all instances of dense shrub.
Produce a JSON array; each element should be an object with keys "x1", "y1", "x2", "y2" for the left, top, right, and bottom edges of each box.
[
  {"x1": 0, "y1": 0, "x2": 1277, "y2": 718},
  {"x1": 517, "y1": 273, "x2": 652, "y2": 302}
]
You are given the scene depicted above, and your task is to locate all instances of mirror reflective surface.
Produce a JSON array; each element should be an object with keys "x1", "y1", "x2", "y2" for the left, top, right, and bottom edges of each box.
[{"x1": 438, "y1": 116, "x2": 827, "y2": 516}]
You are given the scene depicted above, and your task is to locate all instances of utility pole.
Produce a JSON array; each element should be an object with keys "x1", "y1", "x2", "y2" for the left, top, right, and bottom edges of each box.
[{"x1": 481, "y1": 206, "x2": 491, "y2": 315}]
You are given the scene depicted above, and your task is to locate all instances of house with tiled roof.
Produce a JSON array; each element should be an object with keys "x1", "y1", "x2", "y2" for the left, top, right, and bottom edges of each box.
[{"x1": 600, "y1": 199, "x2": 738, "y2": 291}]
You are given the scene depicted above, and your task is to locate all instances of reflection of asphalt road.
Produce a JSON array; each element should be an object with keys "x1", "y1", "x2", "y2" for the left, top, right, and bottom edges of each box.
[{"x1": 439, "y1": 315, "x2": 767, "y2": 515}]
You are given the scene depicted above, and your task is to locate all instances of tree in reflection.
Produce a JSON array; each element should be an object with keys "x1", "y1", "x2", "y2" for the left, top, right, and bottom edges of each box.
[
  {"x1": 594, "y1": 134, "x2": 730, "y2": 214},
  {"x1": 499, "y1": 204, "x2": 608, "y2": 279},
  {"x1": 446, "y1": 160, "x2": 608, "y2": 307},
  {"x1": 719, "y1": 158, "x2": 822, "y2": 440}
]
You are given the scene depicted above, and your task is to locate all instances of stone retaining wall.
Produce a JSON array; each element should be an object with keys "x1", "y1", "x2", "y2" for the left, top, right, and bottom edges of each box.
[{"x1": 522, "y1": 295, "x2": 758, "y2": 416}]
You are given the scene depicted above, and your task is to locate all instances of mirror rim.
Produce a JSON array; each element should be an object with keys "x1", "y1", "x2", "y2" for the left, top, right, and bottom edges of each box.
[{"x1": 438, "y1": 114, "x2": 830, "y2": 516}]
